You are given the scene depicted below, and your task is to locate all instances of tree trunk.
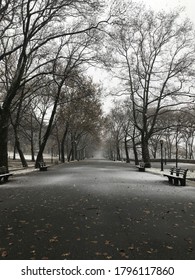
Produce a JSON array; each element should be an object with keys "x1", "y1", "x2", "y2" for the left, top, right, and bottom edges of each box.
[
  {"x1": 35, "y1": 82, "x2": 62, "y2": 168},
  {"x1": 11, "y1": 106, "x2": 28, "y2": 167},
  {"x1": 13, "y1": 144, "x2": 16, "y2": 160},
  {"x1": 116, "y1": 142, "x2": 121, "y2": 161},
  {"x1": 30, "y1": 137, "x2": 35, "y2": 162},
  {"x1": 142, "y1": 137, "x2": 151, "y2": 167},
  {"x1": 124, "y1": 136, "x2": 130, "y2": 163},
  {"x1": 68, "y1": 147, "x2": 72, "y2": 162},
  {"x1": 132, "y1": 141, "x2": 139, "y2": 165},
  {"x1": 15, "y1": 138, "x2": 28, "y2": 167},
  {"x1": 61, "y1": 125, "x2": 68, "y2": 163},
  {"x1": 0, "y1": 111, "x2": 9, "y2": 171}
]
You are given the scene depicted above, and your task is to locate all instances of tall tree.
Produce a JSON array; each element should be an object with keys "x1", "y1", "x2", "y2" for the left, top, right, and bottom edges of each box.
[
  {"x1": 0, "y1": 0, "x2": 108, "y2": 169},
  {"x1": 106, "y1": 4, "x2": 195, "y2": 167}
]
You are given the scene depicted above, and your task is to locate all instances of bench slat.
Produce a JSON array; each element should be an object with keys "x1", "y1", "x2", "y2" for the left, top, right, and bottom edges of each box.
[
  {"x1": 38, "y1": 162, "x2": 48, "y2": 171},
  {"x1": 136, "y1": 162, "x2": 145, "y2": 172},
  {"x1": 163, "y1": 167, "x2": 188, "y2": 186}
]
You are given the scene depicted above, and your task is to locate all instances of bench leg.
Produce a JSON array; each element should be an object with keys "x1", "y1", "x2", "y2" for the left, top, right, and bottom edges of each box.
[
  {"x1": 180, "y1": 179, "x2": 186, "y2": 186},
  {"x1": 139, "y1": 168, "x2": 145, "y2": 172},
  {"x1": 4, "y1": 176, "x2": 9, "y2": 182},
  {"x1": 174, "y1": 178, "x2": 179, "y2": 186},
  {"x1": 40, "y1": 167, "x2": 47, "y2": 171},
  {"x1": 168, "y1": 177, "x2": 172, "y2": 184}
]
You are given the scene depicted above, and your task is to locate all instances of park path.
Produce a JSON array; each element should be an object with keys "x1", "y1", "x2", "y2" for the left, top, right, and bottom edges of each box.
[{"x1": 0, "y1": 159, "x2": 195, "y2": 259}]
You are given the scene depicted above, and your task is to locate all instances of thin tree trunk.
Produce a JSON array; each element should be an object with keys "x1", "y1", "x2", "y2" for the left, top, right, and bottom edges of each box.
[
  {"x1": 124, "y1": 136, "x2": 130, "y2": 163},
  {"x1": 15, "y1": 137, "x2": 28, "y2": 167},
  {"x1": 142, "y1": 136, "x2": 151, "y2": 167},
  {"x1": 61, "y1": 125, "x2": 68, "y2": 163},
  {"x1": 0, "y1": 111, "x2": 9, "y2": 171},
  {"x1": 35, "y1": 82, "x2": 62, "y2": 168},
  {"x1": 30, "y1": 136, "x2": 35, "y2": 162},
  {"x1": 132, "y1": 141, "x2": 139, "y2": 165}
]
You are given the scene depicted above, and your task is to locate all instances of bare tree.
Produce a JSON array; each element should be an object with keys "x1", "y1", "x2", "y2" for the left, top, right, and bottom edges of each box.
[
  {"x1": 106, "y1": 4, "x2": 195, "y2": 167},
  {"x1": 0, "y1": 0, "x2": 108, "y2": 169}
]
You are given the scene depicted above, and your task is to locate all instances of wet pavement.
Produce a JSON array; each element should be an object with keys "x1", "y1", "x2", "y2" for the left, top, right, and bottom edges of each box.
[{"x1": 0, "y1": 159, "x2": 194, "y2": 260}]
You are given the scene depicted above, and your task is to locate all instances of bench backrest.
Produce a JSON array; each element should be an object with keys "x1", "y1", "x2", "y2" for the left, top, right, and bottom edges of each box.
[
  {"x1": 39, "y1": 162, "x2": 46, "y2": 167},
  {"x1": 170, "y1": 167, "x2": 188, "y2": 178}
]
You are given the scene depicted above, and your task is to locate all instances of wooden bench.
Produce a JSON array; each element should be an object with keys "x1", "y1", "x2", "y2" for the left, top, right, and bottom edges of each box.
[
  {"x1": 136, "y1": 162, "x2": 145, "y2": 172},
  {"x1": 0, "y1": 166, "x2": 13, "y2": 184},
  {"x1": 38, "y1": 162, "x2": 48, "y2": 171},
  {"x1": 163, "y1": 167, "x2": 188, "y2": 186}
]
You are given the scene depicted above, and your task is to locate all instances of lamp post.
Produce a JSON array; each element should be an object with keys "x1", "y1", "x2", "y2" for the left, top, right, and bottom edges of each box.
[{"x1": 160, "y1": 140, "x2": 164, "y2": 171}]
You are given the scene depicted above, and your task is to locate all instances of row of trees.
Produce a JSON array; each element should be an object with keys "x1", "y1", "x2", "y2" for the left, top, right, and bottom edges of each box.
[
  {"x1": 102, "y1": 2, "x2": 195, "y2": 166},
  {"x1": 0, "y1": 0, "x2": 109, "y2": 169},
  {"x1": 9, "y1": 74, "x2": 103, "y2": 167},
  {"x1": 103, "y1": 100, "x2": 195, "y2": 164},
  {"x1": 1, "y1": 0, "x2": 195, "y2": 169}
]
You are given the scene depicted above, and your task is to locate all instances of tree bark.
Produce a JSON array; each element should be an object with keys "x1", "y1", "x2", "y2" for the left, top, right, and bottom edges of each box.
[
  {"x1": 30, "y1": 136, "x2": 35, "y2": 162},
  {"x1": 124, "y1": 136, "x2": 130, "y2": 163},
  {"x1": 116, "y1": 141, "x2": 121, "y2": 161},
  {"x1": 15, "y1": 137, "x2": 28, "y2": 167},
  {"x1": 61, "y1": 125, "x2": 69, "y2": 163},
  {"x1": 0, "y1": 110, "x2": 9, "y2": 171},
  {"x1": 141, "y1": 137, "x2": 151, "y2": 167},
  {"x1": 132, "y1": 141, "x2": 139, "y2": 165}
]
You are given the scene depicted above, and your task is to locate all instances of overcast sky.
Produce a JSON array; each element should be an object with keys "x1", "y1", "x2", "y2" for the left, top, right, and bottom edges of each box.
[{"x1": 134, "y1": 0, "x2": 195, "y2": 24}]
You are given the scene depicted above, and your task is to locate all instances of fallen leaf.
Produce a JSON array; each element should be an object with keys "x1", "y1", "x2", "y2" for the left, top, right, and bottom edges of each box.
[
  {"x1": 1, "y1": 251, "x2": 8, "y2": 257},
  {"x1": 166, "y1": 246, "x2": 173, "y2": 250},
  {"x1": 49, "y1": 236, "x2": 58, "y2": 243},
  {"x1": 128, "y1": 244, "x2": 135, "y2": 250},
  {"x1": 61, "y1": 252, "x2": 71, "y2": 257}
]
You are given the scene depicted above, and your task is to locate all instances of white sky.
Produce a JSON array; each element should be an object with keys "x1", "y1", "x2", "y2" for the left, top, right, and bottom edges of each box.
[{"x1": 134, "y1": 0, "x2": 195, "y2": 24}]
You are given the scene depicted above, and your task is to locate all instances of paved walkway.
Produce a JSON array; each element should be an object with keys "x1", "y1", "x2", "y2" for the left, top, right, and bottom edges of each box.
[{"x1": 0, "y1": 159, "x2": 195, "y2": 259}]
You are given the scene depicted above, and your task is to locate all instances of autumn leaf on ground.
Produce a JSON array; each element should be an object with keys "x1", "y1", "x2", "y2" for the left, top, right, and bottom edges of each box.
[
  {"x1": 147, "y1": 248, "x2": 157, "y2": 254},
  {"x1": 19, "y1": 220, "x2": 29, "y2": 224},
  {"x1": 49, "y1": 236, "x2": 58, "y2": 243},
  {"x1": 1, "y1": 251, "x2": 8, "y2": 257},
  {"x1": 119, "y1": 250, "x2": 129, "y2": 259},
  {"x1": 184, "y1": 238, "x2": 192, "y2": 244},
  {"x1": 166, "y1": 246, "x2": 173, "y2": 250},
  {"x1": 142, "y1": 241, "x2": 149, "y2": 245},
  {"x1": 45, "y1": 223, "x2": 52, "y2": 228},
  {"x1": 166, "y1": 233, "x2": 177, "y2": 238},
  {"x1": 61, "y1": 252, "x2": 71, "y2": 257},
  {"x1": 128, "y1": 244, "x2": 135, "y2": 250},
  {"x1": 7, "y1": 227, "x2": 13, "y2": 231},
  {"x1": 188, "y1": 247, "x2": 193, "y2": 252},
  {"x1": 143, "y1": 210, "x2": 150, "y2": 215}
]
